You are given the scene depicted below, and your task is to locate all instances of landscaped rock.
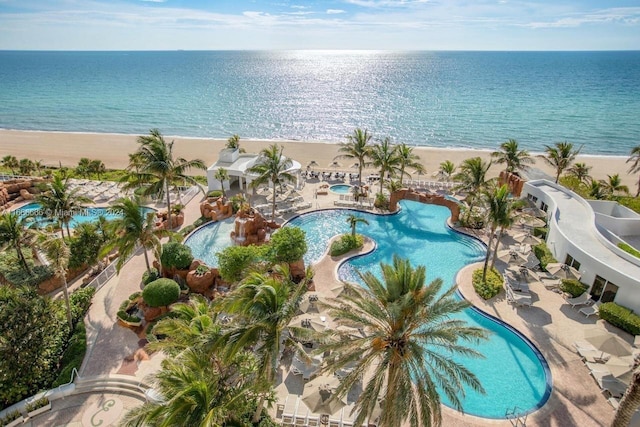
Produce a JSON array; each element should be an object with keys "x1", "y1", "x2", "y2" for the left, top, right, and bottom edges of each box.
[{"x1": 186, "y1": 268, "x2": 215, "y2": 294}]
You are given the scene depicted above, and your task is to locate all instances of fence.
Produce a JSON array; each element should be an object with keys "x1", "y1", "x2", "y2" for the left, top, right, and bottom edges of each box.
[{"x1": 0, "y1": 173, "x2": 35, "y2": 181}]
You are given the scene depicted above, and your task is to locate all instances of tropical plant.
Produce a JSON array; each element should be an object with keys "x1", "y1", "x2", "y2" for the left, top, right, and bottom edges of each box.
[
  {"x1": 36, "y1": 232, "x2": 73, "y2": 330},
  {"x1": 542, "y1": 141, "x2": 581, "y2": 183},
  {"x1": 439, "y1": 160, "x2": 456, "y2": 180},
  {"x1": 267, "y1": 226, "x2": 307, "y2": 264},
  {"x1": 217, "y1": 264, "x2": 313, "y2": 422},
  {"x1": 213, "y1": 167, "x2": 229, "y2": 197},
  {"x1": 613, "y1": 362, "x2": 640, "y2": 427},
  {"x1": 124, "y1": 129, "x2": 206, "y2": 229},
  {"x1": 385, "y1": 179, "x2": 403, "y2": 194},
  {"x1": 247, "y1": 144, "x2": 295, "y2": 220},
  {"x1": 36, "y1": 174, "x2": 93, "y2": 238},
  {"x1": 101, "y1": 198, "x2": 168, "y2": 273},
  {"x1": 18, "y1": 158, "x2": 35, "y2": 176},
  {"x1": 1, "y1": 155, "x2": 18, "y2": 174},
  {"x1": 346, "y1": 213, "x2": 368, "y2": 237},
  {"x1": 75, "y1": 158, "x2": 92, "y2": 178},
  {"x1": 566, "y1": 162, "x2": 592, "y2": 185},
  {"x1": 217, "y1": 245, "x2": 265, "y2": 283},
  {"x1": 226, "y1": 134, "x2": 240, "y2": 150},
  {"x1": 33, "y1": 160, "x2": 45, "y2": 176},
  {"x1": 491, "y1": 139, "x2": 534, "y2": 174},
  {"x1": 601, "y1": 174, "x2": 629, "y2": 197},
  {"x1": 68, "y1": 222, "x2": 109, "y2": 269},
  {"x1": 319, "y1": 255, "x2": 488, "y2": 427},
  {"x1": 89, "y1": 159, "x2": 106, "y2": 178},
  {"x1": 481, "y1": 184, "x2": 516, "y2": 280},
  {"x1": 335, "y1": 128, "x2": 373, "y2": 186},
  {"x1": 588, "y1": 180, "x2": 607, "y2": 200},
  {"x1": 396, "y1": 143, "x2": 425, "y2": 185},
  {"x1": 369, "y1": 137, "x2": 401, "y2": 195},
  {"x1": 0, "y1": 212, "x2": 34, "y2": 275},
  {"x1": 160, "y1": 241, "x2": 194, "y2": 271},
  {"x1": 142, "y1": 278, "x2": 181, "y2": 308},
  {"x1": 627, "y1": 145, "x2": 640, "y2": 197},
  {"x1": 453, "y1": 157, "x2": 491, "y2": 221}
]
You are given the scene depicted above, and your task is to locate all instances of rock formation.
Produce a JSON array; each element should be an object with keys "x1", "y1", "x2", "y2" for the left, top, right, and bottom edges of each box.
[
  {"x1": 389, "y1": 188, "x2": 460, "y2": 222},
  {"x1": 230, "y1": 206, "x2": 280, "y2": 246}
]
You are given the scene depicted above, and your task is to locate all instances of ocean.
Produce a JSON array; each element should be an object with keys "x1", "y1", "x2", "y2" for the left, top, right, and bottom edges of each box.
[{"x1": 0, "y1": 50, "x2": 638, "y2": 156}]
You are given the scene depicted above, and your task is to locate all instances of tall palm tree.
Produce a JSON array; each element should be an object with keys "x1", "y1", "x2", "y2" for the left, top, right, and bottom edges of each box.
[
  {"x1": 439, "y1": 160, "x2": 456, "y2": 180},
  {"x1": 36, "y1": 174, "x2": 93, "y2": 239},
  {"x1": 247, "y1": 144, "x2": 295, "y2": 220},
  {"x1": 320, "y1": 256, "x2": 488, "y2": 427},
  {"x1": 588, "y1": 180, "x2": 606, "y2": 200},
  {"x1": 218, "y1": 264, "x2": 312, "y2": 422},
  {"x1": 542, "y1": 141, "x2": 581, "y2": 184},
  {"x1": 453, "y1": 157, "x2": 492, "y2": 220},
  {"x1": 213, "y1": 167, "x2": 229, "y2": 197},
  {"x1": 89, "y1": 159, "x2": 106, "y2": 179},
  {"x1": 346, "y1": 213, "x2": 369, "y2": 237},
  {"x1": 0, "y1": 212, "x2": 34, "y2": 275},
  {"x1": 76, "y1": 158, "x2": 92, "y2": 178},
  {"x1": 613, "y1": 363, "x2": 640, "y2": 427},
  {"x1": 481, "y1": 184, "x2": 515, "y2": 280},
  {"x1": 335, "y1": 128, "x2": 372, "y2": 186},
  {"x1": 101, "y1": 198, "x2": 169, "y2": 273},
  {"x1": 37, "y1": 231, "x2": 72, "y2": 330},
  {"x1": 369, "y1": 137, "x2": 401, "y2": 195},
  {"x1": 566, "y1": 162, "x2": 592, "y2": 185},
  {"x1": 1, "y1": 155, "x2": 19, "y2": 175},
  {"x1": 396, "y1": 143, "x2": 425, "y2": 186},
  {"x1": 627, "y1": 146, "x2": 640, "y2": 197},
  {"x1": 601, "y1": 174, "x2": 629, "y2": 197},
  {"x1": 18, "y1": 159, "x2": 35, "y2": 176},
  {"x1": 125, "y1": 129, "x2": 206, "y2": 229},
  {"x1": 491, "y1": 139, "x2": 534, "y2": 175}
]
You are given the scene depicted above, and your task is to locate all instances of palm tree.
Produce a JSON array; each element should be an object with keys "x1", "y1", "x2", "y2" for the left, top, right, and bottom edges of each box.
[
  {"x1": 346, "y1": 213, "x2": 368, "y2": 237},
  {"x1": 247, "y1": 144, "x2": 295, "y2": 220},
  {"x1": 396, "y1": 143, "x2": 425, "y2": 186},
  {"x1": 453, "y1": 157, "x2": 492, "y2": 220},
  {"x1": 36, "y1": 174, "x2": 93, "y2": 239},
  {"x1": 226, "y1": 134, "x2": 240, "y2": 150},
  {"x1": 125, "y1": 129, "x2": 206, "y2": 229},
  {"x1": 0, "y1": 212, "x2": 34, "y2": 275},
  {"x1": 101, "y1": 197, "x2": 169, "y2": 273},
  {"x1": 491, "y1": 139, "x2": 534, "y2": 175},
  {"x1": 37, "y1": 231, "x2": 72, "y2": 330},
  {"x1": 76, "y1": 158, "x2": 92, "y2": 178},
  {"x1": 588, "y1": 180, "x2": 606, "y2": 200},
  {"x1": 481, "y1": 184, "x2": 518, "y2": 280},
  {"x1": 542, "y1": 141, "x2": 581, "y2": 183},
  {"x1": 213, "y1": 167, "x2": 229, "y2": 197},
  {"x1": 439, "y1": 160, "x2": 456, "y2": 180},
  {"x1": 33, "y1": 160, "x2": 45, "y2": 176},
  {"x1": 613, "y1": 363, "x2": 640, "y2": 427},
  {"x1": 18, "y1": 158, "x2": 35, "y2": 176},
  {"x1": 385, "y1": 179, "x2": 403, "y2": 195},
  {"x1": 89, "y1": 159, "x2": 106, "y2": 179},
  {"x1": 369, "y1": 137, "x2": 401, "y2": 195},
  {"x1": 218, "y1": 264, "x2": 312, "y2": 422},
  {"x1": 1, "y1": 155, "x2": 19, "y2": 174},
  {"x1": 320, "y1": 256, "x2": 488, "y2": 427},
  {"x1": 566, "y1": 162, "x2": 592, "y2": 185},
  {"x1": 601, "y1": 174, "x2": 629, "y2": 197},
  {"x1": 627, "y1": 146, "x2": 640, "y2": 197},
  {"x1": 335, "y1": 128, "x2": 372, "y2": 186}
]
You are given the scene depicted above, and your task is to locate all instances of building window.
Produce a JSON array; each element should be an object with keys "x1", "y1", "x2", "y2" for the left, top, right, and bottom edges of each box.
[
  {"x1": 527, "y1": 194, "x2": 538, "y2": 203},
  {"x1": 591, "y1": 275, "x2": 619, "y2": 303},
  {"x1": 565, "y1": 254, "x2": 581, "y2": 271},
  {"x1": 540, "y1": 202, "x2": 548, "y2": 213}
]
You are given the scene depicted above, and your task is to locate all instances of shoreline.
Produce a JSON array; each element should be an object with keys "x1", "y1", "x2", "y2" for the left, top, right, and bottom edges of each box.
[{"x1": 0, "y1": 129, "x2": 635, "y2": 188}]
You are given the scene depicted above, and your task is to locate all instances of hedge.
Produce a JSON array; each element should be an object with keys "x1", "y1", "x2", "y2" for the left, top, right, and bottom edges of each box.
[
  {"x1": 599, "y1": 302, "x2": 640, "y2": 336},
  {"x1": 330, "y1": 234, "x2": 364, "y2": 257},
  {"x1": 560, "y1": 279, "x2": 588, "y2": 298},
  {"x1": 472, "y1": 268, "x2": 503, "y2": 300},
  {"x1": 160, "y1": 242, "x2": 194, "y2": 270},
  {"x1": 217, "y1": 245, "x2": 264, "y2": 283},
  {"x1": 268, "y1": 227, "x2": 307, "y2": 263},
  {"x1": 142, "y1": 268, "x2": 161, "y2": 286},
  {"x1": 142, "y1": 278, "x2": 181, "y2": 307},
  {"x1": 533, "y1": 243, "x2": 557, "y2": 270}
]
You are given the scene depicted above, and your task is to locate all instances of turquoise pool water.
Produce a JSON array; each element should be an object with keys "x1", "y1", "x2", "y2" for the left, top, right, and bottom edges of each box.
[
  {"x1": 14, "y1": 202, "x2": 153, "y2": 228},
  {"x1": 329, "y1": 184, "x2": 352, "y2": 194},
  {"x1": 287, "y1": 200, "x2": 551, "y2": 419},
  {"x1": 184, "y1": 218, "x2": 236, "y2": 268}
]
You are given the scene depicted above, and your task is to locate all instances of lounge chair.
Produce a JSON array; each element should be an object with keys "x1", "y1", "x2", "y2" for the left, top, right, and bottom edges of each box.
[
  {"x1": 580, "y1": 302, "x2": 601, "y2": 317},
  {"x1": 507, "y1": 287, "x2": 532, "y2": 307},
  {"x1": 567, "y1": 293, "x2": 592, "y2": 308},
  {"x1": 591, "y1": 371, "x2": 627, "y2": 398}
]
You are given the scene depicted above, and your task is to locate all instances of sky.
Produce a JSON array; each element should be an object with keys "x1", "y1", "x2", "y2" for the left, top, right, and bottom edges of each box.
[{"x1": 0, "y1": 0, "x2": 639, "y2": 50}]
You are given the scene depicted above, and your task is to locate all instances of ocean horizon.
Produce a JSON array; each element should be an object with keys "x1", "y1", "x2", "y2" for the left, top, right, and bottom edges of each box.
[{"x1": 1, "y1": 50, "x2": 638, "y2": 156}]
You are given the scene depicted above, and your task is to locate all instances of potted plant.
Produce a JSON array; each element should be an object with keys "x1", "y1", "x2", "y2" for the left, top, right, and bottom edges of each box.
[
  {"x1": 1, "y1": 410, "x2": 23, "y2": 427},
  {"x1": 26, "y1": 396, "x2": 51, "y2": 418},
  {"x1": 116, "y1": 292, "x2": 143, "y2": 327},
  {"x1": 219, "y1": 135, "x2": 240, "y2": 163},
  {"x1": 186, "y1": 264, "x2": 215, "y2": 294}
]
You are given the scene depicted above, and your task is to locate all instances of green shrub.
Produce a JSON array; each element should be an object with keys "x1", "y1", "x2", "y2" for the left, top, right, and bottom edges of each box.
[
  {"x1": 2, "y1": 410, "x2": 22, "y2": 423},
  {"x1": 560, "y1": 279, "x2": 588, "y2": 298},
  {"x1": 374, "y1": 193, "x2": 389, "y2": 210},
  {"x1": 5, "y1": 265, "x2": 53, "y2": 287},
  {"x1": 207, "y1": 190, "x2": 223, "y2": 198},
  {"x1": 217, "y1": 245, "x2": 265, "y2": 283},
  {"x1": 472, "y1": 268, "x2": 503, "y2": 300},
  {"x1": 599, "y1": 302, "x2": 640, "y2": 336},
  {"x1": 618, "y1": 242, "x2": 640, "y2": 259},
  {"x1": 195, "y1": 264, "x2": 210, "y2": 275},
  {"x1": 25, "y1": 396, "x2": 50, "y2": 412},
  {"x1": 160, "y1": 242, "x2": 194, "y2": 270},
  {"x1": 268, "y1": 227, "x2": 307, "y2": 263},
  {"x1": 69, "y1": 287, "x2": 96, "y2": 323},
  {"x1": 51, "y1": 323, "x2": 86, "y2": 388},
  {"x1": 532, "y1": 227, "x2": 548, "y2": 239},
  {"x1": 534, "y1": 243, "x2": 557, "y2": 270},
  {"x1": 615, "y1": 196, "x2": 640, "y2": 215},
  {"x1": 142, "y1": 268, "x2": 161, "y2": 285},
  {"x1": 117, "y1": 310, "x2": 142, "y2": 323},
  {"x1": 330, "y1": 234, "x2": 364, "y2": 257},
  {"x1": 142, "y1": 278, "x2": 181, "y2": 307}
]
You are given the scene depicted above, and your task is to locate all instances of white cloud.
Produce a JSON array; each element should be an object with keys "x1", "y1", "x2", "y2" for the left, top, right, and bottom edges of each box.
[
  {"x1": 523, "y1": 7, "x2": 640, "y2": 29},
  {"x1": 326, "y1": 9, "x2": 346, "y2": 14},
  {"x1": 343, "y1": 0, "x2": 429, "y2": 8},
  {"x1": 140, "y1": 0, "x2": 166, "y2": 3}
]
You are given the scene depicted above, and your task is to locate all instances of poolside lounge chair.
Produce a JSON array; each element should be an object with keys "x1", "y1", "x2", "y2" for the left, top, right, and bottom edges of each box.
[
  {"x1": 506, "y1": 287, "x2": 532, "y2": 307},
  {"x1": 567, "y1": 293, "x2": 592, "y2": 308},
  {"x1": 591, "y1": 371, "x2": 627, "y2": 398},
  {"x1": 580, "y1": 302, "x2": 601, "y2": 317}
]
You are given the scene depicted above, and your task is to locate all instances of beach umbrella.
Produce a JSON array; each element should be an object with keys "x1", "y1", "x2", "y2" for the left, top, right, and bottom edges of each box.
[
  {"x1": 328, "y1": 282, "x2": 346, "y2": 298},
  {"x1": 496, "y1": 249, "x2": 529, "y2": 264},
  {"x1": 335, "y1": 325, "x2": 366, "y2": 339},
  {"x1": 513, "y1": 232, "x2": 542, "y2": 246},
  {"x1": 307, "y1": 160, "x2": 319, "y2": 169},
  {"x1": 518, "y1": 215, "x2": 546, "y2": 228},
  {"x1": 350, "y1": 163, "x2": 359, "y2": 169},
  {"x1": 545, "y1": 263, "x2": 581, "y2": 281},
  {"x1": 604, "y1": 356, "x2": 635, "y2": 383},
  {"x1": 298, "y1": 295, "x2": 327, "y2": 315},
  {"x1": 329, "y1": 161, "x2": 342, "y2": 169},
  {"x1": 584, "y1": 329, "x2": 632, "y2": 357},
  {"x1": 523, "y1": 207, "x2": 547, "y2": 218},
  {"x1": 302, "y1": 375, "x2": 347, "y2": 415},
  {"x1": 520, "y1": 254, "x2": 541, "y2": 269}
]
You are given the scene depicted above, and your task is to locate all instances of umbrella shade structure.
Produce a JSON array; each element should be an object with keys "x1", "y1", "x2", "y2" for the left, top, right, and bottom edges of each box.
[
  {"x1": 298, "y1": 295, "x2": 327, "y2": 315},
  {"x1": 506, "y1": 267, "x2": 540, "y2": 284},
  {"x1": 584, "y1": 329, "x2": 633, "y2": 357},
  {"x1": 518, "y1": 215, "x2": 546, "y2": 228},
  {"x1": 497, "y1": 249, "x2": 529, "y2": 265},
  {"x1": 521, "y1": 255, "x2": 541, "y2": 269},
  {"x1": 523, "y1": 207, "x2": 547, "y2": 218},
  {"x1": 604, "y1": 355, "x2": 635, "y2": 383},
  {"x1": 335, "y1": 325, "x2": 366, "y2": 339},
  {"x1": 291, "y1": 353, "x2": 323, "y2": 381},
  {"x1": 546, "y1": 263, "x2": 581, "y2": 281},
  {"x1": 329, "y1": 161, "x2": 342, "y2": 169},
  {"x1": 350, "y1": 163, "x2": 360, "y2": 169},
  {"x1": 308, "y1": 160, "x2": 319, "y2": 168},
  {"x1": 302, "y1": 375, "x2": 347, "y2": 415},
  {"x1": 328, "y1": 282, "x2": 346, "y2": 298},
  {"x1": 513, "y1": 232, "x2": 543, "y2": 246}
]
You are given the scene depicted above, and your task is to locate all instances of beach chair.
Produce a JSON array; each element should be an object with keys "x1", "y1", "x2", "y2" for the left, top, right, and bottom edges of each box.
[
  {"x1": 580, "y1": 302, "x2": 601, "y2": 317},
  {"x1": 566, "y1": 293, "x2": 591, "y2": 308}
]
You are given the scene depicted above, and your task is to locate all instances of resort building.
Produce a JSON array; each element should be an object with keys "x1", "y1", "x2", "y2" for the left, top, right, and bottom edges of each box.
[
  {"x1": 206, "y1": 148, "x2": 302, "y2": 193},
  {"x1": 522, "y1": 179, "x2": 640, "y2": 313}
]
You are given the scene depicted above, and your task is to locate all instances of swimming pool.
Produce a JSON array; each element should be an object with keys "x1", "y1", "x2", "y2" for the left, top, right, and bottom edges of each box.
[
  {"x1": 184, "y1": 218, "x2": 236, "y2": 268},
  {"x1": 287, "y1": 200, "x2": 551, "y2": 419},
  {"x1": 14, "y1": 202, "x2": 153, "y2": 228},
  {"x1": 329, "y1": 184, "x2": 352, "y2": 194}
]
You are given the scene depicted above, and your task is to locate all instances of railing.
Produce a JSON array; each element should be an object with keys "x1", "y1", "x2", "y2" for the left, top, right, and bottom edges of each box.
[
  {"x1": 85, "y1": 246, "x2": 139, "y2": 292},
  {"x1": 505, "y1": 406, "x2": 528, "y2": 426},
  {"x1": 0, "y1": 173, "x2": 35, "y2": 181},
  {"x1": 180, "y1": 185, "x2": 201, "y2": 205}
]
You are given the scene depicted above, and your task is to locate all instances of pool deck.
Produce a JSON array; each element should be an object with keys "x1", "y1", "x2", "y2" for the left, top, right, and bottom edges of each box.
[{"x1": 30, "y1": 182, "x2": 626, "y2": 426}]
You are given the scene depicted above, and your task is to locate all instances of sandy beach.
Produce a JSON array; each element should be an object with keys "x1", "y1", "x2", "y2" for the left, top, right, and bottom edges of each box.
[{"x1": 0, "y1": 129, "x2": 635, "y2": 188}]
